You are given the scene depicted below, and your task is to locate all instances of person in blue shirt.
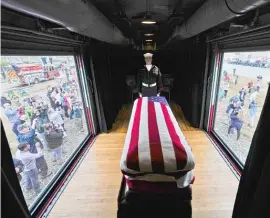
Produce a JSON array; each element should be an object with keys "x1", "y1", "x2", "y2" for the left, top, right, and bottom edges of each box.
[
  {"x1": 226, "y1": 97, "x2": 243, "y2": 140},
  {"x1": 248, "y1": 99, "x2": 257, "y2": 128}
]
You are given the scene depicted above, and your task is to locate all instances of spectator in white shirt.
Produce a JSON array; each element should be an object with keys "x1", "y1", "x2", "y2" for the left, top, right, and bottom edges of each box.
[{"x1": 16, "y1": 142, "x2": 43, "y2": 194}]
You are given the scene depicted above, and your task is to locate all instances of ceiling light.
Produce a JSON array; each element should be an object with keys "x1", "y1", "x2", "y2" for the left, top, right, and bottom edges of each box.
[
  {"x1": 145, "y1": 39, "x2": 153, "y2": 42},
  {"x1": 141, "y1": 18, "x2": 156, "y2": 24},
  {"x1": 145, "y1": 33, "x2": 154, "y2": 36}
]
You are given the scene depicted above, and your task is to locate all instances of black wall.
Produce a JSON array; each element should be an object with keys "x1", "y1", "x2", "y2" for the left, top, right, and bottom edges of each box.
[
  {"x1": 156, "y1": 39, "x2": 207, "y2": 127},
  {"x1": 90, "y1": 46, "x2": 117, "y2": 130},
  {"x1": 89, "y1": 44, "x2": 143, "y2": 130},
  {"x1": 89, "y1": 39, "x2": 207, "y2": 130}
]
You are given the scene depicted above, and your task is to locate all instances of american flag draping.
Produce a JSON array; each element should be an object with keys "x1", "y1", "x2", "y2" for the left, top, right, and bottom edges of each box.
[{"x1": 120, "y1": 96, "x2": 195, "y2": 182}]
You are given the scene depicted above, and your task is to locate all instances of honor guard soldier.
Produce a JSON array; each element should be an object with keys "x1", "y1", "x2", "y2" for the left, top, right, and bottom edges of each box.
[{"x1": 136, "y1": 53, "x2": 163, "y2": 97}]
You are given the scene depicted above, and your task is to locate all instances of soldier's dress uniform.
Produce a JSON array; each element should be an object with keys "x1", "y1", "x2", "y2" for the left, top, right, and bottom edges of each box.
[{"x1": 137, "y1": 64, "x2": 163, "y2": 97}]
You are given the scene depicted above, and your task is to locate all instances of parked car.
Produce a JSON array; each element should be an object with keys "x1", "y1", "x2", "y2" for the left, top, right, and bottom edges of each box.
[
  {"x1": 238, "y1": 58, "x2": 249, "y2": 66},
  {"x1": 228, "y1": 58, "x2": 240, "y2": 64}
]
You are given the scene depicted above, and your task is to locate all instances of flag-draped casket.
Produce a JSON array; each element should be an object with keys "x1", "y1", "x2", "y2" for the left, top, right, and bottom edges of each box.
[{"x1": 120, "y1": 96, "x2": 195, "y2": 193}]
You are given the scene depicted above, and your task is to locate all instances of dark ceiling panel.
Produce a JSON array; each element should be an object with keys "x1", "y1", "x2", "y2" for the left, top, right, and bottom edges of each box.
[{"x1": 89, "y1": 0, "x2": 206, "y2": 46}]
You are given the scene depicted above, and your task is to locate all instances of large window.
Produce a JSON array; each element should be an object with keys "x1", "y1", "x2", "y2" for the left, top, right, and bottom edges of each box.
[
  {"x1": 1, "y1": 55, "x2": 90, "y2": 209},
  {"x1": 213, "y1": 51, "x2": 269, "y2": 165}
]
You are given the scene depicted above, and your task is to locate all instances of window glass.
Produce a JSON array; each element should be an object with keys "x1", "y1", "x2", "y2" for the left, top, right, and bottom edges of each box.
[
  {"x1": 214, "y1": 51, "x2": 269, "y2": 164},
  {"x1": 1, "y1": 55, "x2": 89, "y2": 209}
]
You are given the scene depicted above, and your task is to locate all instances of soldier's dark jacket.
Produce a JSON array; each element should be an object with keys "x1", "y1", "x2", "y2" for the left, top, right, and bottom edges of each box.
[{"x1": 136, "y1": 65, "x2": 163, "y2": 93}]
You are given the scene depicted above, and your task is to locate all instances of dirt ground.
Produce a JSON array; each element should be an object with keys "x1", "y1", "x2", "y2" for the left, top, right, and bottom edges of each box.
[
  {"x1": 1, "y1": 79, "x2": 89, "y2": 208},
  {"x1": 214, "y1": 64, "x2": 268, "y2": 164}
]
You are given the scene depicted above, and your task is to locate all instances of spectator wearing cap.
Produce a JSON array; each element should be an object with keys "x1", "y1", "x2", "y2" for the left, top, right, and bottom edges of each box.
[
  {"x1": 17, "y1": 120, "x2": 38, "y2": 153},
  {"x1": 12, "y1": 115, "x2": 28, "y2": 136},
  {"x1": 136, "y1": 53, "x2": 163, "y2": 97},
  {"x1": 16, "y1": 142, "x2": 43, "y2": 194},
  {"x1": 17, "y1": 119, "x2": 50, "y2": 178}
]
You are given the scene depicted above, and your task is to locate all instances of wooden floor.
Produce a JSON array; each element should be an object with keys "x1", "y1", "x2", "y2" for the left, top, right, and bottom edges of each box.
[{"x1": 48, "y1": 104, "x2": 239, "y2": 218}]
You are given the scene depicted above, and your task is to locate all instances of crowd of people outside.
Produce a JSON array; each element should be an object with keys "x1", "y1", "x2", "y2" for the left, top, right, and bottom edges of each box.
[
  {"x1": 218, "y1": 69, "x2": 262, "y2": 141},
  {"x1": 2, "y1": 73, "x2": 85, "y2": 197}
]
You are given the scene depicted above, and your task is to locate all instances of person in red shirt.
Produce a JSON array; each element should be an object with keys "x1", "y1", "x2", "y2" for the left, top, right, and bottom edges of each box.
[
  {"x1": 248, "y1": 81, "x2": 253, "y2": 93},
  {"x1": 222, "y1": 71, "x2": 230, "y2": 98}
]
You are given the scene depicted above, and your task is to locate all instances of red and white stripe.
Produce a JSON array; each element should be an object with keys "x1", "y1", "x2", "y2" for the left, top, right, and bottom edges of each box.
[{"x1": 120, "y1": 97, "x2": 195, "y2": 180}]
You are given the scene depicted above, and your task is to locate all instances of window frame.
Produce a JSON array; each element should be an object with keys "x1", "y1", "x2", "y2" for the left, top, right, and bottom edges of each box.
[
  {"x1": 1, "y1": 50, "x2": 96, "y2": 216},
  {"x1": 74, "y1": 54, "x2": 97, "y2": 136},
  {"x1": 207, "y1": 46, "x2": 270, "y2": 172}
]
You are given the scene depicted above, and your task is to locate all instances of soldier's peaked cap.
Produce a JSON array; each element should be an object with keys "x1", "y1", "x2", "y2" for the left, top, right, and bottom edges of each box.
[{"x1": 144, "y1": 53, "x2": 153, "y2": 58}]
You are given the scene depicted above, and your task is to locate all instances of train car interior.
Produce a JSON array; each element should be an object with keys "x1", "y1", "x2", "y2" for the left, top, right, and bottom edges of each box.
[{"x1": 1, "y1": 0, "x2": 270, "y2": 218}]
